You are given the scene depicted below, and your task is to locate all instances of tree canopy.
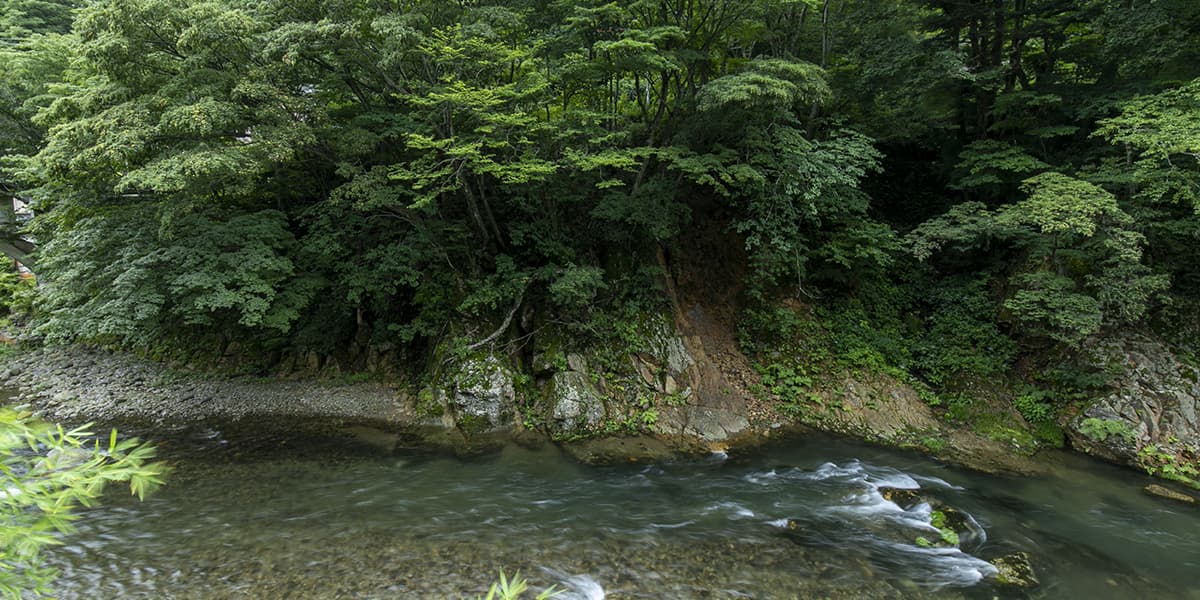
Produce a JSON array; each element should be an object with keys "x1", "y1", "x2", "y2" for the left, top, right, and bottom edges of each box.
[{"x1": 0, "y1": 0, "x2": 1196, "y2": 395}]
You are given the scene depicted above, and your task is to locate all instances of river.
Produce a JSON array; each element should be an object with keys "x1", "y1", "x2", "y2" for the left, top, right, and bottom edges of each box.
[{"x1": 43, "y1": 426, "x2": 1200, "y2": 599}]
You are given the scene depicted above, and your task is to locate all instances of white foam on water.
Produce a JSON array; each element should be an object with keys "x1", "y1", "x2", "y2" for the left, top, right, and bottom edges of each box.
[
  {"x1": 701, "y1": 501, "x2": 756, "y2": 519},
  {"x1": 648, "y1": 520, "x2": 695, "y2": 529},
  {"x1": 743, "y1": 469, "x2": 778, "y2": 484},
  {"x1": 878, "y1": 539, "x2": 1000, "y2": 588},
  {"x1": 782, "y1": 460, "x2": 995, "y2": 589},
  {"x1": 541, "y1": 568, "x2": 606, "y2": 600},
  {"x1": 808, "y1": 461, "x2": 864, "y2": 481},
  {"x1": 912, "y1": 473, "x2": 963, "y2": 490},
  {"x1": 869, "y1": 470, "x2": 921, "y2": 490}
]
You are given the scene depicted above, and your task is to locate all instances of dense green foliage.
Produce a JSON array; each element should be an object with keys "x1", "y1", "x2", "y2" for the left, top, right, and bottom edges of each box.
[
  {"x1": 0, "y1": 0, "x2": 1198, "y2": 425},
  {"x1": 0, "y1": 407, "x2": 166, "y2": 597}
]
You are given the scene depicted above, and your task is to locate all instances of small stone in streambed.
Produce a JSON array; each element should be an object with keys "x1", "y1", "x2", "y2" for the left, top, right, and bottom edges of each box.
[
  {"x1": 989, "y1": 552, "x2": 1038, "y2": 588},
  {"x1": 1143, "y1": 483, "x2": 1198, "y2": 504}
]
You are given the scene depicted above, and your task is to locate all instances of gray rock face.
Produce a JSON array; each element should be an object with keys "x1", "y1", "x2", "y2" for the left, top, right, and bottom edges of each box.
[
  {"x1": 665, "y1": 406, "x2": 749, "y2": 442},
  {"x1": 632, "y1": 321, "x2": 695, "y2": 397},
  {"x1": 1069, "y1": 333, "x2": 1200, "y2": 470},
  {"x1": 537, "y1": 353, "x2": 606, "y2": 437},
  {"x1": 657, "y1": 328, "x2": 694, "y2": 377},
  {"x1": 445, "y1": 354, "x2": 516, "y2": 433},
  {"x1": 547, "y1": 370, "x2": 606, "y2": 435}
]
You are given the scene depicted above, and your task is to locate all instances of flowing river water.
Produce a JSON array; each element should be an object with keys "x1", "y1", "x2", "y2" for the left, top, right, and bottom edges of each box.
[{"x1": 42, "y1": 426, "x2": 1200, "y2": 599}]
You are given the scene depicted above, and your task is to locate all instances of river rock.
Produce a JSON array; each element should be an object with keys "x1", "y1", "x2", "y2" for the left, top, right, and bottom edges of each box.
[
  {"x1": 929, "y1": 506, "x2": 971, "y2": 547},
  {"x1": 546, "y1": 370, "x2": 606, "y2": 436},
  {"x1": 1143, "y1": 483, "x2": 1199, "y2": 504},
  {"x1": 444, "y1": 354, "x2": 516, "y2": 434},
  {"x1": 342, "y1": 425, "x2": 399, "y2": 454},
  {"x1": 1068, "y1": 332, "x2": 1200, "y2": 478},
  {"x1": 989, "y1": 552, "x2": 1038, "y2": 588},
  {"x1": 878, "y1": 488, "x2": 982, "y2": 548},
  {"x1": 880, "y1": 487, "x2": 922, "y2": 509}
]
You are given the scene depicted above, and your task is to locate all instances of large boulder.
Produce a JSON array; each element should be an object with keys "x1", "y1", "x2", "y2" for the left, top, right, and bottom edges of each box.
[
  {"x1": 545, "y1": 358, "x2": 606, "y2": 436},
  {"x1": 1069, "y1": 333, "x2": 1200, "y2": 479},
  {"x1": 443, "y1": 353, "x2": 517, "y2": 434}
]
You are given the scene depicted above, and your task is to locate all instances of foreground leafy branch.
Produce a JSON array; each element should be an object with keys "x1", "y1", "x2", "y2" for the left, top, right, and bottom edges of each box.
[{"x1": 0, "y1": 407, "x2": 168, "y2": 598}]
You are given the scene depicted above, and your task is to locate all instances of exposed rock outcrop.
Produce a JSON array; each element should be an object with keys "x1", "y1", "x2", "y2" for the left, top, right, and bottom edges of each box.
[
  {"x1": 545, "y1": 362, "x2": 606, "y2": 436},
  {"x1": 438, "y1": 352, "x2": 517, "y2": 434},
  {"x1": 657, "y1": 304, "x2": 761, "y2": 447},
  {"x1": 1069, "y1": 332, "x2": 1200, "y2": 483}
]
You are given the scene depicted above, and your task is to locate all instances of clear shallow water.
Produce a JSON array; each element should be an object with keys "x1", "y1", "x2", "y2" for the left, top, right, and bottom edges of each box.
[{"x1": 45, "y1": 429, "x2": 1200, "y2": 599}]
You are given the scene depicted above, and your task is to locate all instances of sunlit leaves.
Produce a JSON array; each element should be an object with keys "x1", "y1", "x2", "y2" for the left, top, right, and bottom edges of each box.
[
  {"x1": 34, "y1": 208, "x2": 313, "y2": 344},
  {"x1": 1096, "y1": 78, "x2": 1200, "y2": 210},
  {"x1": 1004, "y1": 172, "x2": 1123, "y2": 237},
  {"x1": 1003, "y1": 272, "x2": 1104, "y2": 346},
  {"x1": 697, "y1": 59, "x2": 829, "y2": 114},
  {"x1": 0, "y1": 408, "x2": 167, "y2": 598}
]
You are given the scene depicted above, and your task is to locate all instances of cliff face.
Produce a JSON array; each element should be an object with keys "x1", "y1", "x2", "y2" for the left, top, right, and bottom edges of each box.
[{"x1": 1068, "y1": 333, "x2": 1200, "y2": 487}]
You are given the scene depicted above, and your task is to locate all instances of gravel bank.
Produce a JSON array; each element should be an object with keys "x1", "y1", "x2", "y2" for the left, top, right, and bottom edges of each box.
[{"x1": 0, "y1": 346, "x2": 412, "y2": 429}]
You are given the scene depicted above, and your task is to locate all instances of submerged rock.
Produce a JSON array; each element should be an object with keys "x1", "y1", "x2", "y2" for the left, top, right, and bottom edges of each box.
[
  {"x1": 989, "y1": 552, "x2": 1038, "y2": 588},
  {"x1": 880, "y1": 487, "x2": 922, "y2": 509},
  {"x1": 1143, "y1": 483, "x2": 1199, "y2": 505},
  {"x1": 342, "y1": 425, "x2": 398, "y2": 454},
  {"x1": 560, "y1": 435, "x2": 676, "y2": 464}
]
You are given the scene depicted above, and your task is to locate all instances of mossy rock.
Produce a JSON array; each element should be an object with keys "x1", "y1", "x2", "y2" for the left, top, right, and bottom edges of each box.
[
  {"x1": 440, "y1": 353, "x2": 518, "y2": 434},
  {"x1": 415, "y1": 387, "x2": 444, "y2": 418},
  {"x1": 989, "y1": 552, "x2": 1038, "y2": 588},
  {"x1": 1143, "y1": 483, "x2": 1199, "y2": 505},
  {"x1": 879, "y1": 488, "x2": 977, "y2": 548},
  {"x1": 456, "y1": 413, "x2": 490, "y2": 435},
  {"x1": 545, "y1": 370, "x2": 606, "y2": 437},
  {"x1": 928, "y1": 509, "x2": 962, "y2": 546}
]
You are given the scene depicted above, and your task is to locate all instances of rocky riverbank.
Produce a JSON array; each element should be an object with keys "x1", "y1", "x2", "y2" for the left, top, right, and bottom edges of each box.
[
  {"x1": 9, "y1": 309, "x2": 1195, "y2": 486},
  {"x1": 0, "y1": 342, "x2": 1043, "y2": 475}
]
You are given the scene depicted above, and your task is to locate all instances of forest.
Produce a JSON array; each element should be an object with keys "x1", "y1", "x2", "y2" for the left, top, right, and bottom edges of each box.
[{"x1": 1, "y1": 0, "x2": 1198, "y2": 444}]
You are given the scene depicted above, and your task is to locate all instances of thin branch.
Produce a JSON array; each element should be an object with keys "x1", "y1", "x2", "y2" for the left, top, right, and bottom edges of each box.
[{"x1": 464, "y1": 283, "x2": 528, "y2": 353}]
